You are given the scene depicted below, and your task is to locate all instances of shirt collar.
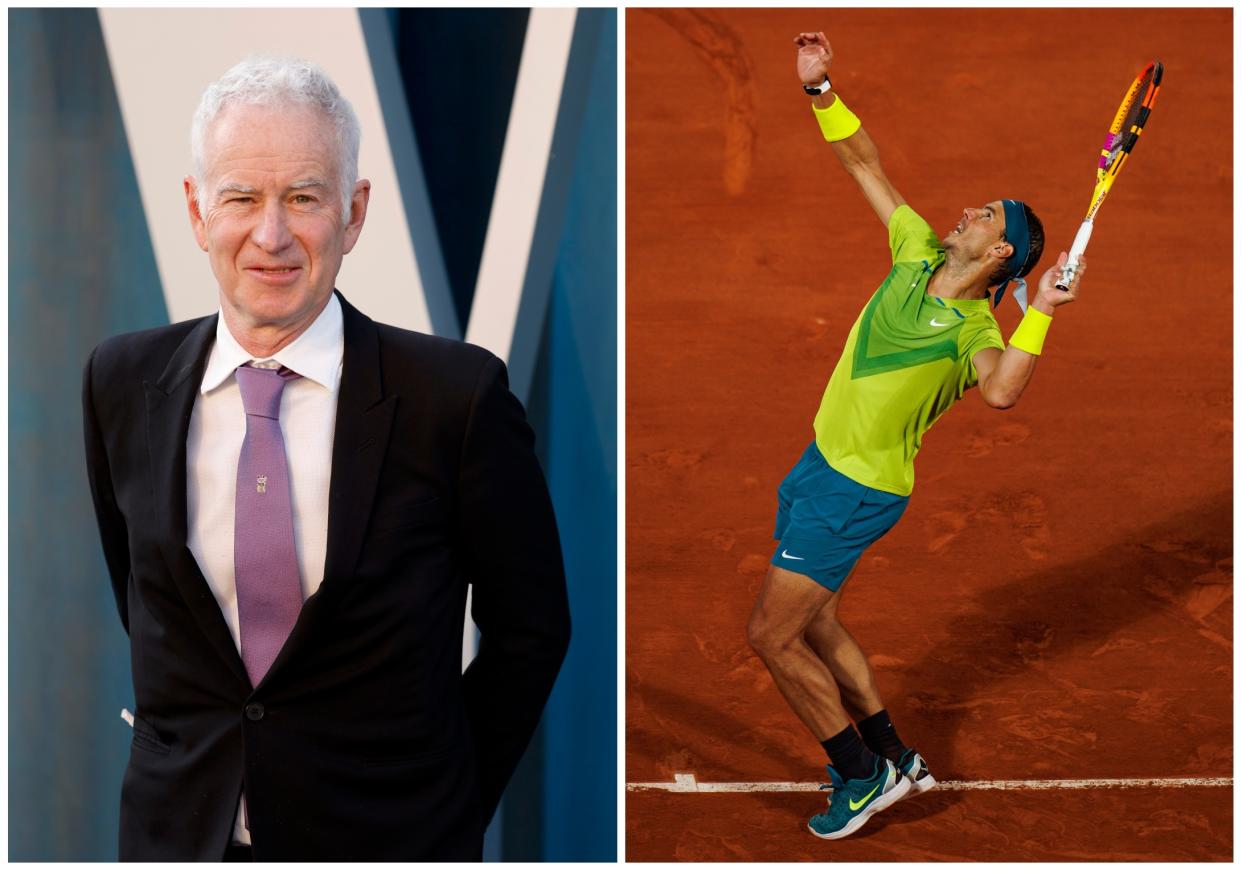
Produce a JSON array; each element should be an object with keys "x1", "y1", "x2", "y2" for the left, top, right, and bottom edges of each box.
[
  {"x1": 199, "y1": 293, "x2": 344, "y2": 394},
  {"x1": 930, "y1": 294, "x2": 992, "y2": 312}
]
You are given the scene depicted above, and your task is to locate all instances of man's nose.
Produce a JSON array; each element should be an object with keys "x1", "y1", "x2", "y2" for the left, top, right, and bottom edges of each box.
[{"x1": 252, "y1": 203, "x2": 293, "y2": 251}]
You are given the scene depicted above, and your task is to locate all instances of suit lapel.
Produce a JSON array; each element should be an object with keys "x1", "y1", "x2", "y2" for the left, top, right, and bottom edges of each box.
[
  {"x1": 144, "y1": 314, "x2": 251, "y2": 687},
  {"x1": 320, "y1": 292, "x2": 398, "y2": 591}
]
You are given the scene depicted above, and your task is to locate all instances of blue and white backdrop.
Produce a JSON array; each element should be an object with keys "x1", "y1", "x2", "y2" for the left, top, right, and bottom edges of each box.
[{"x1": 9, "y1": 7, "x2": 616, "y2": 862}]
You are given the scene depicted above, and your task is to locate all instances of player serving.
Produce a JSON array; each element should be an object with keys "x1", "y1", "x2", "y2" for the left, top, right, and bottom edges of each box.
[{"x1": 746, "y1": 31, "x2": 1087, "y2": 841}]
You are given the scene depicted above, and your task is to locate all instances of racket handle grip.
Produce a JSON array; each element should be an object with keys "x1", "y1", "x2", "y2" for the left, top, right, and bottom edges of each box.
[{"x1": 1056, "y1": 220, "x2": 1093, "y2": 291}]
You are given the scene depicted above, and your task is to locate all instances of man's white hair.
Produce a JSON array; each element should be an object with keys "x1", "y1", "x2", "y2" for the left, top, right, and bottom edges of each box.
[{"x1": 190, "y1": 55, "x2": 361, "y2": 218}]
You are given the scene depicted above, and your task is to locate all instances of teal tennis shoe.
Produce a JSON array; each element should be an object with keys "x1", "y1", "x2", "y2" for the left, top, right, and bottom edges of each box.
[{"x1": 808, "y1": 758, "x2": 910, "y2": 840}]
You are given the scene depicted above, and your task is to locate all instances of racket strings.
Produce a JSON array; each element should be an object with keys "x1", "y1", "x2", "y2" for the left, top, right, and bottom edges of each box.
[
  {"x1": 1100, "y1": 67, "x2": 1158, "y2": 173},
  {"x1": 1119, "y1": 71, "x2": 1154, "y2": 131}
]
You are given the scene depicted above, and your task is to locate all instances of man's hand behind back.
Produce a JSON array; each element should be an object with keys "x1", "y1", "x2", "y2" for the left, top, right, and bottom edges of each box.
[{"x1": 795, "y1": 31, "x2": 833, "y2": 86}]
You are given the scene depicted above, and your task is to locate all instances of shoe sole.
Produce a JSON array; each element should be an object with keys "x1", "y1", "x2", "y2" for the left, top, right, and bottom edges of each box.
[{"x1": 807, "y1": 773, "x2": 912, "y2": 840}]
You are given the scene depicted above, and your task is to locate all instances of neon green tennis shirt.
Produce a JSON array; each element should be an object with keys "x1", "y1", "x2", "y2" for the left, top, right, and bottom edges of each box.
[{"x1": 812, "y1": 204, "x2": 1005, "y2": 496}]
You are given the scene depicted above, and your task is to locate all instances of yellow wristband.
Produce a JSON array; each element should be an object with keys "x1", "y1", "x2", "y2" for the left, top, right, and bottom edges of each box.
[
  {"x1": 812, "y1": 96, "x2": 861, "y2": 142},
  {"x1": 1009, "y1": 307, "x2": 1053, "y2": 355}
]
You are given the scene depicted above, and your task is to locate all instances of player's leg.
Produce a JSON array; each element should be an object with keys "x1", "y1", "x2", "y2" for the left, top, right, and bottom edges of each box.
[
  {"x1": 748, "y1": 564, "x2": 910, "y2": 839},
  {"x1": 763, "y1": 443, "x2": 912, "y2": 836},
  {"x1": 747, "y1": 564, "x2": 852, "y2": 742},
  {"x1": 764, "y1": 444, "x2": 904, "y2": 775},
  {"x1": 805, "y1": 578, "x2": 938, "y2": 795},
  {"x1": 803, "y1": 592, "x2": 885, "y2": 721}
]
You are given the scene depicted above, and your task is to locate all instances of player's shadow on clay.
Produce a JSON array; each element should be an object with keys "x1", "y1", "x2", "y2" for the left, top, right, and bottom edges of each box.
[
  {"x1": 629, "y1": 680, "x2": 816, "y2": 818},
  {"x1": 862, "y1": 787, "x2": 957, "y2": 830},
  {"x1": 894, "y1": 491, "x2": 1231, "y2": 784}
]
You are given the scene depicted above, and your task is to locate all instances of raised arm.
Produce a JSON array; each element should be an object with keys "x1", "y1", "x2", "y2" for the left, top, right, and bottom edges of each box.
[
  {"x1": 796, "y1": 31, "x2": 906, "y2": 226},
  {"x1": 973, "y1": 251, "x2": 1086, "y2": 409}
]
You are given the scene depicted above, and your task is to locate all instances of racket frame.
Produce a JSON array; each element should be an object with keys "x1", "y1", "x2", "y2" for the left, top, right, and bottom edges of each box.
[{"x1": 1056, "y1": 60, "x2": 1163, "y2": 291}]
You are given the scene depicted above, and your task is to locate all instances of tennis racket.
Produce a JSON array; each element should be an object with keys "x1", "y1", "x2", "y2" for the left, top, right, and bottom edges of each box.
[{"x1": 1057, "y1": 60, "x2": 1163, "y2": 291}]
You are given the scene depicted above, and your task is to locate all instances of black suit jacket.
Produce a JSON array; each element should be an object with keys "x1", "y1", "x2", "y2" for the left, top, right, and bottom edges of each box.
[{"x1": 82, "y1": 292, "x2": 570, "y2": 861}]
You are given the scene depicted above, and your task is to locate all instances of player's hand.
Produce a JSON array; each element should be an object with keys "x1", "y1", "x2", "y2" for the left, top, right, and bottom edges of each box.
[
  {"x1": 794, "y1": 31, "x2": 833, "y2": 86},
  {"x1": 1032, "y1": 250, "x2": 1084, "y2": 313}
]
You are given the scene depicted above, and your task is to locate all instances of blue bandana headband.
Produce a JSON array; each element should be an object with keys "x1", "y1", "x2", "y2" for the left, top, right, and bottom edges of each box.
[{"x1": 992, "y1": 199, "x2": 1034, "y2": 312}]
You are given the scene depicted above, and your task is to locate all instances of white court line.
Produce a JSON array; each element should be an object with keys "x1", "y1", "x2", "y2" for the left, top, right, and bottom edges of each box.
[{"x1": 628, "y1": 773, "x2": 1233, "y2": 793}]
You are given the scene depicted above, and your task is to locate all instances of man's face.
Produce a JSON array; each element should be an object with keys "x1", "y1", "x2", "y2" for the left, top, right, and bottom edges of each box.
[
  {"x1": 186, "y1": 103, "x2": 367, "y2": 335},
  {"x1": 943, "y1": 200, "x2": 1010, "y2": 263}
]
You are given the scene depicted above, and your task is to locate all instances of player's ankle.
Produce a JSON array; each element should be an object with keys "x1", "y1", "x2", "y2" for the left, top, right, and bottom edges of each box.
[
  {"x1": 857, "y1": 708, "x2": 909, "y2": 763},
  {"x1": 821, "y1": 724, "x2": 879, "y2": 781}
]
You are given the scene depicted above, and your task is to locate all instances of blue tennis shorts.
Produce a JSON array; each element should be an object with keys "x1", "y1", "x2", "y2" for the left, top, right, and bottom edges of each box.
[{"x1": 772, "y1": 442, "x2": 909, "y2": 591}]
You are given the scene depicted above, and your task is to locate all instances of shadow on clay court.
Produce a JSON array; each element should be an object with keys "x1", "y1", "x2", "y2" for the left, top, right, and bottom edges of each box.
[
  {"x1": 628, "y1": 681, "x2": 816, "y2": 817},
  {"x1": 891, "y1": 491, "x2": 1231, "y2": 780},
  {"x1": 866, "y1": 786, "x2": 959, "y2": 829}
]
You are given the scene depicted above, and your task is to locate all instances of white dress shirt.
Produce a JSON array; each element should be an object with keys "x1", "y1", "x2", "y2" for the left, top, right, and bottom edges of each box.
[{"x1": 186, "y1": 293, "x2": 343, "y2": 846}]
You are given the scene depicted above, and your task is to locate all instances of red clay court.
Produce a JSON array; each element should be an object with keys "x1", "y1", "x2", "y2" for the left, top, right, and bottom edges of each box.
[{"x1": 626, "y1": 8, "x2": 1232, "y2": 862}]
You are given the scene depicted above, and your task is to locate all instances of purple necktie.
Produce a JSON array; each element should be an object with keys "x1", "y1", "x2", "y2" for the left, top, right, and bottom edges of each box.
[{"x1": 234, "y1": 364, "x2": 304, "y2": 688}]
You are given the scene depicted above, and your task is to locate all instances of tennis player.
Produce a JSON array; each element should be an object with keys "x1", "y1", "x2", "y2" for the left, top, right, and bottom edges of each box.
[{"x1": 746, "y1": 31, "x2": 1087, "y2": 841}]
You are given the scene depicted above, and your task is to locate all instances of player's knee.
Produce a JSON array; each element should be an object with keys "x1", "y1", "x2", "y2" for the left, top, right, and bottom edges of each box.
[
  {"x1": 804, "y1": 601, "x2": 842, "y2": 640},
  {"x1": 747, "y1": 612, "x2": 794, "y2": 662},
  {"x1": 745, "y1": 613, "x2": 766, "y2": 656}
]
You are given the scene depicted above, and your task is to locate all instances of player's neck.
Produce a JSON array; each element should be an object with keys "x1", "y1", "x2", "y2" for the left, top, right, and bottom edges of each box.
[{"x1": 928, "y1": 261, "x2": 989, "y2": 301}]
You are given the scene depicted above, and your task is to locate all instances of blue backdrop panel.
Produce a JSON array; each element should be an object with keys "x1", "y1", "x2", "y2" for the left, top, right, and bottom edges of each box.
[
  {"x1": 532, "y1": 9, "x2": 618, "y2": 862},
  {"x1": 8, "y1": 8, "x2": 167, "y2": 861},
  {"x1": 389, "y1": 8, "x2": 529, "y2": 330},
  {"x1": 379, "y1": 8, "x2": 618, "y2": 861}
]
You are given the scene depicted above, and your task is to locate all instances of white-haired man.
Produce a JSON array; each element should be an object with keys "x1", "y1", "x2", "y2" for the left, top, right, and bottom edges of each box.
[{"x1": 83, "y1": 56, "x2": 570, "y2": 862}]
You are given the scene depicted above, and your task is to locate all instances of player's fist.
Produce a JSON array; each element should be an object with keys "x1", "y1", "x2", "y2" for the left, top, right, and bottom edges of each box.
[
  {"x1": 1033, "y1": 250, "x2": 1085, "y2": 313},
  {"x1": 794, "y1": 31, "x2": 833, "y2": 86}
]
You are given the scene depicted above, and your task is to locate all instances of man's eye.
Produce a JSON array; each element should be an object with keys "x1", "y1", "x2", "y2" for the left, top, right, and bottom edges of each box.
[{"x1": 293, "y1": 194, "x2": 314, "y2": 204}]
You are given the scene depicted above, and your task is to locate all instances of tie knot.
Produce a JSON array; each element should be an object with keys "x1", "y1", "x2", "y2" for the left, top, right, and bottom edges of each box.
[{"x1": 236, "y1": 364, "x2": 300, "y2": 419}]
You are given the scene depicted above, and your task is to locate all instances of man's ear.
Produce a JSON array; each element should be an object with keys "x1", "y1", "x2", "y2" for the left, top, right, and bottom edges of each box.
[
  {"x1": 341, "y1": 179, "x2": 371, "y2": 255},
  {"x1": 185, "y1": 177, "x2": 209, "y2": 252}
]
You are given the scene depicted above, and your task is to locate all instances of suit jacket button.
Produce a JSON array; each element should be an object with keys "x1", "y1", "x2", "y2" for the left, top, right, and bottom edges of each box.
[{"x1": 245, "y1": 703, "x2": 265, "y2": 721}]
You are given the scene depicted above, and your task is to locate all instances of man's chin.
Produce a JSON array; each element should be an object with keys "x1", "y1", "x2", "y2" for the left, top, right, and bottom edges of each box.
[{"x1": 226, "y1": 285, "x2": 329, "y2": 330}]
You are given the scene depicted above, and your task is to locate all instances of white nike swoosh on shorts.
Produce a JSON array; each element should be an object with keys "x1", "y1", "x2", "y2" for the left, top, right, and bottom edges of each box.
[{"x1": 781, "y1": 549, "x2": 805, "y2": 561}]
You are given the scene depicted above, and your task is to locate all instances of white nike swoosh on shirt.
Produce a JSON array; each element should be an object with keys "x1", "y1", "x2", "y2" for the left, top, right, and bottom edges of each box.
[
  {"x1": 930, "y1": 318, "x2": 950, "y2": 327},
  {"x1": 781, "y1": 549, "x2": 805, "y2": 561}
]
